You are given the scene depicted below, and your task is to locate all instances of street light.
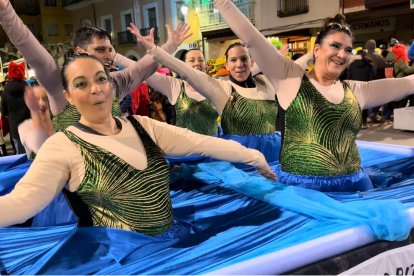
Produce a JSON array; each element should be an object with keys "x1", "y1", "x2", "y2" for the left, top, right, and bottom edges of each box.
[{"x1": 180, "y1": 5, "x2": 188, "y2": 16}]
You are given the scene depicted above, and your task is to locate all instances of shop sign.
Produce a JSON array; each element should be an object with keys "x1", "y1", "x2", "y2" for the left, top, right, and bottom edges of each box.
[{"x1": 350, "y1": 18, "x2": 395, "y2": 34}]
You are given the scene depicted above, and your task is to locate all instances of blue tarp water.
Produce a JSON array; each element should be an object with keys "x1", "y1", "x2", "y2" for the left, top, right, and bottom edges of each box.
[{"x1": 0, "y1": 142, "x2": 414, "y2": 274}]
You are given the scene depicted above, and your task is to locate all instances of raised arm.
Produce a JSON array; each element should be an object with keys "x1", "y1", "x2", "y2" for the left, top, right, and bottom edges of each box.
[
  {"x1": 0, "y1": 0, "x2": 66, "y2": 115},
  {"x1": 137, "y1": 34, "x2": 230, "y2": 114},
  {"x1": 350, "y1": 76, "x2": 414, "y2": 109},
  {"x1": 114, "y1": 53, "x2": 182, "y2": 105},
  {"x1": 111, "y1": 23, "x2": 191, "y2": 101},
  {"x1": 213, "y1": 0, "x2": 303, "y2": 88},
  {"x1": 137, "y1": 115, "x2": 277, "y2": 180}
]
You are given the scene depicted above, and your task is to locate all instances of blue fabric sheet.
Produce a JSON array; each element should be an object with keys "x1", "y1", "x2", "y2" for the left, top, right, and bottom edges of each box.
[{"x1": 0, "y1": 142, "x2": 414, "y2": 274}]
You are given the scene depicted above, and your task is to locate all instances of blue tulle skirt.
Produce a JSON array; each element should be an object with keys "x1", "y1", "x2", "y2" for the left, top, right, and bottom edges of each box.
[
  {"x1": 220, "y1": 132, "x2": 281, "y2": 165},
  {"x1": 1, "y1": 143, "x2": 414, "y2": 274},
  {"x1": 275, "y1": 166, "x2": 374, "y2": 192}
]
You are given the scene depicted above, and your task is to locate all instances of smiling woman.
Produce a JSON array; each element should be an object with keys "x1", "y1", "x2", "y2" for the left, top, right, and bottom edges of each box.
[
  {"x1": 213, "y1": 0, "x2": 414, "y2": 192},
  {"x1": 139, "y1": 31, "x2": 281, "y2": 164}
]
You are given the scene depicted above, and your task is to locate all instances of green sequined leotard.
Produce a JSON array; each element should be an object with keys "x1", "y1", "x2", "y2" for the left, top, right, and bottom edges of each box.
[
  {"x1": 63, "y1": 117, "x2": 172, "y2": 236},
  {"x1": 53, "y1": 98, "x2": 121, "y2": 131},
  {"x1": 221, "y1": 88, "x2": 277, "y2": 135},
  {"x1": 280, "y1": 76, "x2": 362, "y2": 176},
  {"x1": 175, "y1": 83, "x2": 219, "y2": 136}
]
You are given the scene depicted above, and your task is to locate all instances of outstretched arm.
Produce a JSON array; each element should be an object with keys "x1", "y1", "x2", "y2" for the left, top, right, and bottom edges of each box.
[
  {"x1": 0, "y1": 0, "x2": 67, "y2": 115},
  {"x1": 137, "y1": 115, "x2": 277, "y2": 180},
  {"x1": 114, "y1": 53, "x2": 182, "y2": 105},
  {"x1": 350, "y1": 76, "x2": 414, "y2": 109}
]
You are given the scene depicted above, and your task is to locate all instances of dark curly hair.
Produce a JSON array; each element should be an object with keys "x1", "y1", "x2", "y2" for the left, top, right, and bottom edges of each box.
[
  {"x1": 72, "y1": 25, "x2": 112, "y2": 49},
  {"x1": 178, "y1": 48, "x2": 204, "y2": 62},
  {"x1": 315, "y1": 14, "x2": 352, "y2": 44}
]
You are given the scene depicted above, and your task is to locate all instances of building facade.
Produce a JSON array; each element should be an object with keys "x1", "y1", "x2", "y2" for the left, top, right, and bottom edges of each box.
[
  {"x1": 63, "y1": 0, "x2": 180, "y2": 60},
  {"x1": 192, "y1": 0, "x2": 342, "y2": 59},
  {"x1": 344, "y1": 0, "x2": 414, "y2": 48}
]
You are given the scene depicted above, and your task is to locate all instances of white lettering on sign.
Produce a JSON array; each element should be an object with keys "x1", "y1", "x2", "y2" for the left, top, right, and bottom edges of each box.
[
  {"x1": 188, "y1": 42, "x2": 199, "y2": 49},
  {"x1": 351, "y1": 18, "x2": 395, "y2": 34}
]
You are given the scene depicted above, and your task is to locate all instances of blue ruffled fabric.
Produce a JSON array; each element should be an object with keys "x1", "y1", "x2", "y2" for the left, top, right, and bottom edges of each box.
[
  {"x1": 220, "y1": 132, "x2": 281, "y2": 165},
  {"x1": 192, "y1": 161, "x2": 410, "y2": 241},
  {"x1": 0, "y1": 154, "x2": 31, "y2": 196},
  {"x1": 275, "y1": 165, "x2": 374, "y2": 192},
  {"x1": 0, "y1": 143, "x2": 414, "y2": 274}
]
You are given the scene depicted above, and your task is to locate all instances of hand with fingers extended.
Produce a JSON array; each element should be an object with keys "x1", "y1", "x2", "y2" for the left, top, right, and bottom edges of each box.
[
  {"x1": 165, "y1": 22, "x2": 192, "y2": 49},
  {"x1": 24, "y1": 86, "x2": 44, "y2": 114},
  {"x1": 127, "y1": 22, "x2": 155, "y2": 51},
  {"x1": 24, "y1": 85, "x2": 55, "y2": 137},
  {"x1": 0, "y1": 0, "x2": 9, "y2": 10}
]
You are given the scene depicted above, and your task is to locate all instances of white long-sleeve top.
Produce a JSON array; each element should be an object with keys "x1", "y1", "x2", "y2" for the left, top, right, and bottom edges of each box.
[
  {"x1": 115, "y1": 54, "x2": 207, "y2": 105},
  {"x1": 213, "y1": 0, "x2": 414, "y2": 110},
  {"x1": 0, "y1": 116, "x2": 267, "y2": 227},
  {"x1": 146, "y1": 46, "x2": 277, "y2": 115}
]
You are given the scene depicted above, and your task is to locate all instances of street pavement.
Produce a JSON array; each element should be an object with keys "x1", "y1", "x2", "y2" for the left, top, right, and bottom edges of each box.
[{"x1": 357, "y1": 122, "x2": 414, "y2": 147}]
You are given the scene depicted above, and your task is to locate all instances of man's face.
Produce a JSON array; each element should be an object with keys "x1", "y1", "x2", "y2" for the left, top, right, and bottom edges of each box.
[{"x1": 76, "y1": 37, "x2": 114, "y2": 68}]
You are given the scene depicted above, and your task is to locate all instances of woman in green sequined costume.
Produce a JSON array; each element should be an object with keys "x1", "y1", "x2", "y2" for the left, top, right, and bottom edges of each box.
[
  {"x1": 214, "y1": 0, "x2": 414, "y2": 192},
  {"x1": 139, "y1": 39, "x2": 282, "y2": 164},
  {"x1": 115, "y1": 49, "x2": 220, "y2": 136},
  {"x1": 0, "y1": 54, "x2": 277, "y2": 235}
]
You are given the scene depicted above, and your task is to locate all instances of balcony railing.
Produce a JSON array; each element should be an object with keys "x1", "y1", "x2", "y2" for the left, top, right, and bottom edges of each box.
[
  {"x1": 364, "y1": 0, "x2": 407, "y2": 9},
  {"x1": 277, "y1": 0, "x2": 308, "y2": 17},
  {"x1": 117, "y1": 27, "x2": 159, "y2": 46},
  {"x1": 62, "y1": 0, "x2": 84, "y2": 6},
  {"x1": 198, "y1": 0, "x2": 255, "y2": 33},
  {"x1": 62, "y1": 0, "x2": 102, "y2": 8}
]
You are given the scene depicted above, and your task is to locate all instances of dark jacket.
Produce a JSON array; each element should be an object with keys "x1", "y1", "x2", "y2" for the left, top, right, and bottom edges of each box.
[
  {"x1": 347, "y1": 56, "x2": 375, "y2": 81},
  {"x1": 0, "y1": 80, "x2": 30, "y2": 139}
]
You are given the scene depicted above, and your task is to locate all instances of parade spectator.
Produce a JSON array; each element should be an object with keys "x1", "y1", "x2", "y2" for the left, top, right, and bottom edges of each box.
[
  {"x1": 383, "y1": 43, "x2": 414, "y2": 122},
  {"x1": 347, "y1": 50, "x2": 375, "y2": 128},
  {"x1": 365, "y1": 39, "x2": 386, "y2": 124},
  {"x1": 0, "y1": 61, "x2": 30, "y2": 154}
]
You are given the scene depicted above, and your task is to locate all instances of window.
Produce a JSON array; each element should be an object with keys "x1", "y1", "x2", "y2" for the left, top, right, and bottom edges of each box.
[
  {"x1": 64, "y1": 24, "x2": 73, "y2": 36},
  {"x1": 175, "y1": 0, "x2": 187, "y2": 22},
  {"x1": 101, "y1": 15, "x2": 113, "y2": 36},
  {"x1": 26, "y1": 23, "x2": 37, "y2": 36},
  {"x1": 148, "y1": 7, "x2": 157, "y2": 28},
  {"x1": 23, "y1": 0, "x2": 35, "y2": 5},
  {"x1": 44, "y1": 0, "x2": 57, "y2": 7},
  {"x1": 277, "y1": 0, "x2": 309, "y2": 17},
  {"x1": 47, "y1": 23, "x2": 59, "y2": 36},
  {"x1": 120, "y1": 9, "x2": 133, "y2": 30},
  {"x1": 143, "y1": 3, "x2": 159, "y2": 28},
  {"x1": 103, "y1": 19, "x2": 112, "y2": 33}
]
